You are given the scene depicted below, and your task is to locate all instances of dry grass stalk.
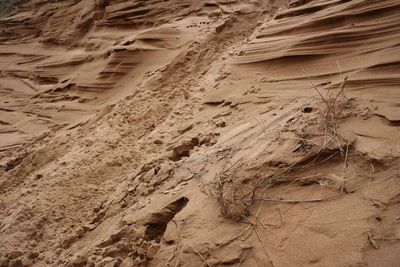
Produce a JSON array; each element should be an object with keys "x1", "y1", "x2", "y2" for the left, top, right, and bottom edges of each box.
[
  {"x1": 255, "y1": 116, "x2": 269, "y2": 139},
  {"x1": 174, "y1": 249, "x2": 183, "y2": 267},
  {"x1": 370, "y1": 161, "x2": 375, "y2": 179},
  {"x1": 278, "y1": 208, "x2": 284, "y2": 225},
  {"x1": 375, "y1": 237, "x2": 400, "y2": 241},
  {"x1": 302, "y1": 62, "x2": 349, "y2": 152},
  {"x1": 301, "y1": 67, "x2": 327, "y2": 104},
  {"x1": 248, "y1": 209, "x2": 267, "y2": 230},
  {"x1": 254, "y1": 228, "x2": 276, "y2": 267},
  {"x1": 254, "y1": 194, "x2": 342, "y2": 203},
  {"x1": 368, "y1": 232, "x2": 379, "y2": 249},
  {"x1": 190, "y1": 243, "x2": 211, "y2": 267},
  {"x1": 247, "y1": 209, "x2": 280, "y2": 228},
  {"x1": 218, "y1": 63, "x2": 353, "y2": 221},
  {"x1": 218, "y1": 191, "x2": 267, "y2": 247},
  {"x1": 341, "y1": 138, "x2": 350, "y2": 192},
  {"x1": 217, "y1": 222, "x2": 253, "y2": 248},
  {"x1": 236, "y1": 248, "x2": 251, "y2": 267},
  {"x1": 169, "y1": 233, "x2": 182, "y2": 266}
]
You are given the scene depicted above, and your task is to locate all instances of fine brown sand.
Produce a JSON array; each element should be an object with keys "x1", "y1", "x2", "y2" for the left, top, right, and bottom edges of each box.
[{"x1": 0, "y1": 0, "x2": 399, "y2": 266}]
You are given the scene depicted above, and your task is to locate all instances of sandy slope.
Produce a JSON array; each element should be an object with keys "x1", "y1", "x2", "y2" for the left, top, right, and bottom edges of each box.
[{"x1": 0, "y1": 0, "x2": 399, "y2": 266}]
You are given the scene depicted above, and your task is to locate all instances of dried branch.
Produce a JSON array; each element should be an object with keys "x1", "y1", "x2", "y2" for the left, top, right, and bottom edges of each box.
[
  {"x1": 190, "y1": 244, "x2": 211, "y2": 267},
  {"x1": 254, "y1": 194, "x2": 343, "y2": 203}
]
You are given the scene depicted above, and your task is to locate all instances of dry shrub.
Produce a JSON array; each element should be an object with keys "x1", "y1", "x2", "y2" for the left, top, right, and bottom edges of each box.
[{"x1": 216, "y1": 62, "x2": 354, "y2": 220}]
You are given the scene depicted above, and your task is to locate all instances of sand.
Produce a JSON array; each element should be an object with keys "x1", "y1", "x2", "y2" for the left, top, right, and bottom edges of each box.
[{"x1": 0, "y1": 0, "x2": 399, "y2": 266}]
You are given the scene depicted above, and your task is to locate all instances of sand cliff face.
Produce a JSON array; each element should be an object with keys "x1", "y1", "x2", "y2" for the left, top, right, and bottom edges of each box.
[{"x1": 0, "y1": 0, "x2": 399, "y2": 266}]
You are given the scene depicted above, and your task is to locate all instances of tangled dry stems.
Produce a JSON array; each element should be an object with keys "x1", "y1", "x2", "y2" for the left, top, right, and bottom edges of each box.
[
  {"x1": 216, "y1": 62, "x2": 354, "y2": 223},
  {"x1": 213, "y1": 65, "x2": 356, "y2": 265}
]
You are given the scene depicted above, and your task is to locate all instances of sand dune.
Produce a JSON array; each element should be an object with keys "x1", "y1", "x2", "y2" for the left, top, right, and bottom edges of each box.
[{"x1": 0, "y1": 0, "x2": 399, "y2": 266}]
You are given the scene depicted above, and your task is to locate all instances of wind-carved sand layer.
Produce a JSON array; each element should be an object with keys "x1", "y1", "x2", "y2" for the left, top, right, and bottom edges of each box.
[
  {"x1": 0, "y1": 0, "x2": 399, "y2": 266},
  {"x1": 0, "y1": 0, "x2": 259, "y2": 150}
]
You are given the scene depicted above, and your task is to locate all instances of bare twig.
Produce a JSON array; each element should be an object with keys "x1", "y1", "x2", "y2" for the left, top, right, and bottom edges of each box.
[
  {"x1": 302, "y1": 150, "x2": 339, "y2": 169},
  {"x1": 283, "y1": 136, "x2": 324, "y2": 149},
  {"x1": 254, "y1": 194, "x2": 343, "y2": 203},
  {"x1": 341, "y1": 138, "x2": 350, "y2": 192},
  {"x1": 248, "y1": 209, "x2": 280, "y2": 228},
  {"x1": 282, "y1": 173, "x2": 323, "y2": 186},
  {"x1": 255, "y1": 116, "x2": 268, "y2": 139},
  {"x1": 168, "y1": 242, "x2": 178, "y2": 263},
  {"x1": 370, "y1": 161, "x2": 375, "y2": 179},
  {"x1": 190, "y1": 244, "x2": 211, "y2": 267},
  {"x1": 217, "y1": 223, "x2": 253, "y2": 248},
  {"x1": 336, "y1": 60, "x2": 343, "y2": 81},
  {"x1": 368, "y1": 232, "x2": 379, "y2": 249},
  {"x1": 248, "y1": 191, "x2": 274, "y2": 229},
  {"x1": 301, "y1": 67, "x2": 327, "y2": 103},
  {"x1": 248, "y1": 209, "x2": 267, "y2": 230},
  {"x1": 169, "y1": 232, "x2": 182, "y2": 265},
  {"x1": 254, "y1": 228, "x2": 276, "y2": 267},
  {"x1": 358, "y1": 173, "x2": 397, "y2": 191},
  {"x1": 236, "y1": 248, "x2": 251, "y2": 267},
  {"x1": 334, "y1": 76, "x2": 348, "y2": 102},
  {"x1": 374, "y1": 237, "x2": 400, "y2": 241},
  {"x1": 174, "y1": 249, "x2": 183, "y2": 267},
  {"x1": 278, "y1": 208, "x2": 285, "y2": 225},
  {"x1": 218, "y1": 191, "x2": 268, "y2": 247}
]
